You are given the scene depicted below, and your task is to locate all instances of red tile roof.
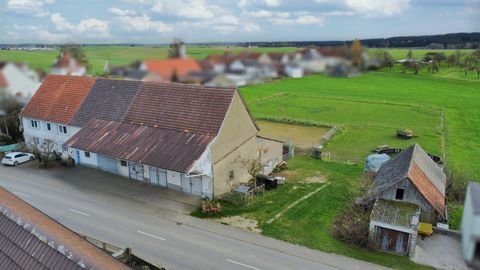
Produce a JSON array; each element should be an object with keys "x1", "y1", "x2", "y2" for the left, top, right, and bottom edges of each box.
[
  {"x1": 0, "y1": 72, "x2": 7, "y2": 88},
  {"x1": 20, "y1": 75, "x2": 96, "y2": 125},
  {"x1": 143, "y1": 58, "x2": 202, "y2": 80},
  {"x1": 123, "y1": 81, "x2": 236, "y2": 135},
  {"x1": 65, "y1": 119, "x2": 214, "y2": 173},
  {"x1": 0, "y1": 187, "x2": 129, "y2": 270}
]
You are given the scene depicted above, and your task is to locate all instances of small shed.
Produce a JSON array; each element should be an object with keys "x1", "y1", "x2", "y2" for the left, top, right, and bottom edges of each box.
[
  {"x1": 369, "y1": 198, "x2": 420, "y2": 257},
  {"x1": 461, "y1": 182, "x2": 480, "y2": 268},
  {"x1": 364, "y1": 153, "x2": 390, "y2": 173}
]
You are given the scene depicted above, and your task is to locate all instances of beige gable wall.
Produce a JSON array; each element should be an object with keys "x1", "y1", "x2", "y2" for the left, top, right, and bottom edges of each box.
[{"x1": 211, "y1": 91, "x2": 258, "y2": 196}]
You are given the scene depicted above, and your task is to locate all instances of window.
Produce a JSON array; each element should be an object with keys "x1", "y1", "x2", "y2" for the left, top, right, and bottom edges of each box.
[
  {"x1": 46, "y1": 123, "x2": 52, "y2": 131},
  {"x1": 84, "y1": 152, "x2": 90, "y2": 158},
  {"x1": 229, "y1": 170, "x2": 234, "y2": 180},
  {"x1": 120, "y1": 160, "x2": 127, "y2": 167},
  {"x1": 59, "y1": 125, "x2": 67, "y2": 134},
  {"x1": 30, "y1": 120, "x2": 39, "y2": 129},
  {"x1": 395, "y1": 188, "x2": 405, "y2": 200},
  {"x1": 62, "y1": 146, "x2": 68, "y2": 152}
]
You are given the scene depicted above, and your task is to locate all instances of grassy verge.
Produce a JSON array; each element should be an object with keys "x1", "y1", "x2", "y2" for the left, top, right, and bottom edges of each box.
[{"x1": 194, "y1": 155, "x2": 434, "y2": 270}]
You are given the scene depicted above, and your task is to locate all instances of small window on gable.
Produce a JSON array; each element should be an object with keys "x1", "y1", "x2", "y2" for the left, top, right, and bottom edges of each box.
[
  {"x1": 84, "y1": 152, "x2": 90, "y2": 158},
  {"x1": 120, "y1": 160, "x2": 127, "y2": 167},
  {"x1": 395, "y1": 188, "x2": 405, "y2": 200},
  {"x1": 229, "y1": 170, "x2": 234, "y2": 180},
  {"x1": 46, "y1": 123, "x2": 51, "y2": 131}
]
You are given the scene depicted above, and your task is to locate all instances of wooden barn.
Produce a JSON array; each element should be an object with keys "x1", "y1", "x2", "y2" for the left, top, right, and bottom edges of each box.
[{"x1": 368, "y1": 144, "x2": 446, "y2": 225}]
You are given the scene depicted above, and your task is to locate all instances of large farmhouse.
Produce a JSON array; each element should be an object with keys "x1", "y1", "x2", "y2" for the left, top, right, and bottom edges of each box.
[{"x1": 20, "y1": 75, "x2": 283, "y2": 198}]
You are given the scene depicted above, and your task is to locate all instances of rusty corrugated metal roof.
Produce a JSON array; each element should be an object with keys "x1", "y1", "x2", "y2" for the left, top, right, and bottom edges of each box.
[
  {"x1": 65, "y1": 119, "x2": 214, "y2": 173},
  {"x1": 70, "y1": 78, "x2": 142, "y2": 127},
  {"x1": 0, "y1": 187, "x2": 129, "y2": 270},
  {"x1": 20, "y1": 75, "x2": 96, "y2": 125},
  {"x1": 123, "y1": 81, "x2": 236, "y2": 135}
]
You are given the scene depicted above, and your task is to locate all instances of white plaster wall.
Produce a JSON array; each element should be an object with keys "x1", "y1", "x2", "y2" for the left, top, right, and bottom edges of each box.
[
  {"x1": 143, "y1": 165, "x2": 150, "y2": 179},
  {"x1": 22, "y1": 118, "x2": 81, "y2": 153},
  {"x1": 189, "y1": 147, "x2": 212, "y2": 177},
  {"x1": 201, "y1": 175, "x2": 213, "y2": 198},
  {"x1": 77, "y1": 150, "x2": 98, "y2": 167}
]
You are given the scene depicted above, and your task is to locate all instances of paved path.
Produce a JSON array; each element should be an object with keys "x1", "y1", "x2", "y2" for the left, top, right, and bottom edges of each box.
[{"x1": 0, "y1": 163, "x2": 390, "y2": 270}]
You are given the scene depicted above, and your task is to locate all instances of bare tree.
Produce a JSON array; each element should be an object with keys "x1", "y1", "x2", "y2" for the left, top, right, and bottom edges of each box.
[
  {"x1": 235, "y1": 146, "x2": 269, "y2": 189},
  {"x1": 31, "y1": 139, "x2": 57, "y2": 168},
  {"x1": 168, "y1": 38, "x2": 185, "y2": 58}
]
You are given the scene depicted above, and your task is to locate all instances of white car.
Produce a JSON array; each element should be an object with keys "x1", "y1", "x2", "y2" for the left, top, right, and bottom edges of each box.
[{"x1": 1, "y1": 152, "x2": 35, "y2": 166}]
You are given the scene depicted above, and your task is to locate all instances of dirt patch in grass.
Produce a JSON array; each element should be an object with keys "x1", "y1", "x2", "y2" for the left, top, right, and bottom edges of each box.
[
  {"x1": 216, "y1": 216, "x2": 262, "y2": 233},
  {"x1": 257, "y1": 120, "x2": 329, "y2": 149},
  {"x1": 303, "y1": 172, "x2": 327, "y2": 183}
]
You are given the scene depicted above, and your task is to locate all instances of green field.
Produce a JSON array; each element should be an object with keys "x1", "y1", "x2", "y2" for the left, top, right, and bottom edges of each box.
[
  {"x1": 242, "y1": 71, "x2": 480, "y2": 183},
  {"x1": 0, "y1": 45, "x2": 297, "y2": 74},
  {"x1": 368, "y1": 48, "x2": 475, "y2": 60}
]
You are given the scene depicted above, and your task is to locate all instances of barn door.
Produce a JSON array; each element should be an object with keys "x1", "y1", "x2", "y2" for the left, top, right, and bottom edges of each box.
[
  {"x1": 157, "y1": 169, "x2": 167, "y2": 187},
  {"x1": 191, "y1": 176, "x2": 202, "y2": 196},
  {"x1": 181, "y1": 175, "x2": 191, "y2": 193},
  {"x1": 149, "y1": 167, "x2": 159, "y2": 185},
  {"x1": 129, "y1": 162, "x2": 144, "y2": 181},
  {"x1": 97, "y1": 155, "x2": 118, "y2": 174},
  {"x1": 377, "y1": 227, "x2": 409, "y2": 255}
]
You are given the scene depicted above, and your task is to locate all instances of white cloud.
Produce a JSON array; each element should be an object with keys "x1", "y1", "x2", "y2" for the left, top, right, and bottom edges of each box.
[
  {"x1": 239, "y1": 0, "x2": 281, "y2": 8},
  {"x1": 108, "y1": 7, "x2": 136, "y2": 16},
  {"x1": 270, "y1": 14, "x2": 324, "y2": 26},
  {"x1": 50, "y1": 13, "x2": 75, "y2": 31},
  {"x1": 77, "y1": 18, "x2": 109, "y2": 36},
  {"x1": 151, "y1": 0, "x2": 221, "y2": 19},
  {"x1": 315, "y1": 0, "x2": 410, "y2": 17},
  {"x1": 50, "y1": 13, "x2": 109, "y2": 36},
  {"x1": 6, "y1": 0, "x2": 54, "y2": 17},
  {"x1": 246, "y1": 10, "x2": 290, "y2": 18},
  {"x1": 114, "y1": 15, "x2": 173, "y2": 33},
  {"x1": 344, "y1": 0, "x2": 410, "y2": 16},
  {"x1": 35, "y1": 30, "x2": 69, "y2": 43},
  {"x1": 322, "y1": 10, "x2": 355, "y2": 16}
]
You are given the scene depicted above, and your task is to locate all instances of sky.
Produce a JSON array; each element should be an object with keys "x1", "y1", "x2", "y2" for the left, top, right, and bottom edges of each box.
[{"x1": 0, "y1": 0, "x2": 479, "y2": 44}]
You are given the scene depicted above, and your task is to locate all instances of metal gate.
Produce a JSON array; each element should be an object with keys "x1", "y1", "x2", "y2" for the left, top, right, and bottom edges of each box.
[
  {"x1": 376, "y1": 227, "x2": 409, "y2": 255},
  {"x1": 129, "y1": 162, "x2": 144, "y2": 181},
  {"x1": 191, "y1": 176, "x2": 202, "y2": 196},
  {"x1": 149, "y1": 167, "x2": 167, "y2": 187},
  {"x1": 181, "y1": 175, "x2": 202, "y2": 196},
  {"x1": 97, "y1": 155, "x2": 118, "y2": 174}
]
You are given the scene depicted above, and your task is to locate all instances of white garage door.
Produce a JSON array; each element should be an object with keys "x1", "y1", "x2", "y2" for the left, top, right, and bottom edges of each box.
[{"x1": 97, "y1": 155, "x2": 118, "y2": 174}]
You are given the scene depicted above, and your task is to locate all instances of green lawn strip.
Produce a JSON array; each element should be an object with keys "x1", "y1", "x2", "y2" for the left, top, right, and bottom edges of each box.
[{"x1": 447, "y1": 203, "x2": 464, "y2": 230}]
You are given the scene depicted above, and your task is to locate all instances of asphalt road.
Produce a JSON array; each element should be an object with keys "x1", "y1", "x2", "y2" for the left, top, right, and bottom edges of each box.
[{"x1": 0, "y1": 164, "x2": 389, "y2": 270}]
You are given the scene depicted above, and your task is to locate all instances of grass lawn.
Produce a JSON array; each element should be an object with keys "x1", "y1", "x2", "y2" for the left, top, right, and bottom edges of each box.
[
  {"x1": 368, "y1": 48, "x2": 475, "y2": 61},
  {"x1": 241, "y1": 71, "x2": 480, "y2": 183},
  {"x1": 194, "y1": 155, "x2": 434, "y2": 270}
]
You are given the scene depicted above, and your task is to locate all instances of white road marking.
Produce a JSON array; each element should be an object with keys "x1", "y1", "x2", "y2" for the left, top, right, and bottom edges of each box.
[
  {"x1": 12, "y1": 191, "x2": 31, "y2": 198},
  {"x1": 137, "y1": 230, "x2": 166, "y2": 241},
  {"x1": 68, "y1": 208, "x2": 90, "y2": 217},
  {"x1": 226, "y1": 259, "x2": 261, "y2": 270}
]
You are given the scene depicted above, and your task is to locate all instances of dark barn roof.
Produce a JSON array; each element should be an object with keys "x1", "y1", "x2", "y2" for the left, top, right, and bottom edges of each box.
[
  {"x1": 0, "y1": 187, "x2": 129, "y2": 270},
  {"x1": 65, "y1": 119, "x2": 214, "y2": 173},
  {"x1": 370, "y1": 144, "x2": 446, "y2": 217},
  {"x1": 122, "y1": 81, "x2": 236, "y2": 135},
  {"x1": 70, "y1": 78, "x2": 142, "y2": 127}
]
